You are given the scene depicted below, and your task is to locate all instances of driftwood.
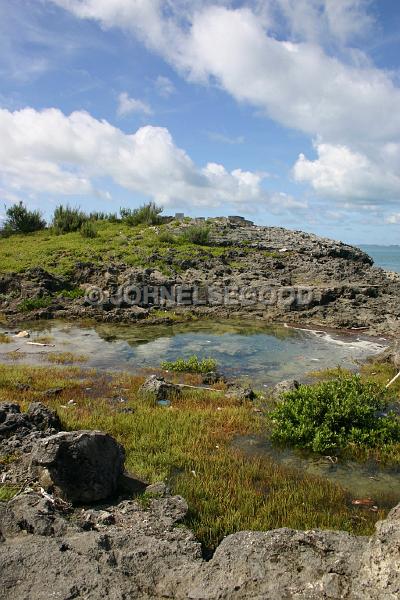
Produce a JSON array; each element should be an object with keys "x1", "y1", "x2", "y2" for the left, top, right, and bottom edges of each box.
[
  {"x1": 27, "y1": 342, "x2": 55, "y2": 347},
  {"x1": 386, "y1": 370, "x2": 400, "y2": 388}
]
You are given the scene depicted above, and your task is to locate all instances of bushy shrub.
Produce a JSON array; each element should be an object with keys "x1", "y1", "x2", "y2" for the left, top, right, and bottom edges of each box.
[
  {"x1": 52, "y1": 205, "x2": 87, "y2": 234},
  {"x1": 161, "y1": 355, "x2": 217, "y2": 373},
  {"x1": 120, "y1": 202, "x2": 163, "y2": 226},
  {"x1": 17, "y1": 296, "x2": 53, "y2": 312},
  {"x1": 2, "y1": 202, "x2": 46, "y2": 235},
  {"x1": 88, "y1": 211, "x2": 118, "y2": 222},
  {"x1": 158, "y1": 231, "x2": 176, "y2": 244},
  {"x1": 270, "y1": 375, "x2": 400, "y2": 454},
  {"x1": 80, "y1": 221, "x2": 97, "y2": 238},
  {"x1": 180, "y1": 225, "x2": 210, "y2": 245}
]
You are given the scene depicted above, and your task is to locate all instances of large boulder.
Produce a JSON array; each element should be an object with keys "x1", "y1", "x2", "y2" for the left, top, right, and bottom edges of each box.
[{"x1": 30, "y1": 430, "x2": 125, "y2": 503}]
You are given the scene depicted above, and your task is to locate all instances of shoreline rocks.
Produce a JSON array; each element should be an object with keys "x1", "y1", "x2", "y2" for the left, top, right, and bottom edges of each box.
[{"x1": 1, "y1": 401, "x2": 400, "y2": 599}]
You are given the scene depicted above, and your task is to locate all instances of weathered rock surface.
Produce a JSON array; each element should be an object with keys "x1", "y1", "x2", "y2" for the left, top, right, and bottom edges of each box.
[
  {"x1": 1, "y1": 220, "x2": 400, "y2": 334},
  {"x1": 0, "y1": 401, "x2": 61, "y2": 455},
  {"x1": 30, "y1": 430, "x2": 125, "y2": 503},
  {"x1": 139, "y1": 375, "x2": 181, "y2": 401},
  {"x1": 0, "y1": 489, "x2": 400, "y2": 599}
]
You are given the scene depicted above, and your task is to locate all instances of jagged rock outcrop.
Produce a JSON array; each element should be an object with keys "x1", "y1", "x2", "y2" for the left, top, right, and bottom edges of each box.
[
  {"x1": 1, "y1": 220, "x2": 399, "y2": 334},
  {"x1": 0, "y1": 490, "x2": 400, "y2": 599}
]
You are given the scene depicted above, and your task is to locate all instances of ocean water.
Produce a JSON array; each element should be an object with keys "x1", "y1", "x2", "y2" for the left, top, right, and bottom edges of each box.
[{"x1": 360, "y1": 244, "x2": 400, "y2": 273}]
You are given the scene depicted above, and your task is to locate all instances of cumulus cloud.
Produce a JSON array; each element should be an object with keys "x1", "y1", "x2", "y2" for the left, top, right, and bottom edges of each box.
[
  {"x1": 50, "y1": 0, "x2": 400, "y2": 212},
  {"x1": 117, "y1": 92, "x2": 152, "y2": 117},
  {"x1": 0, "y1": 106, "x2": 300, "y2": 212},
  {"x1": 294, "y1": 143, "x2": 400, "y2": 204}
]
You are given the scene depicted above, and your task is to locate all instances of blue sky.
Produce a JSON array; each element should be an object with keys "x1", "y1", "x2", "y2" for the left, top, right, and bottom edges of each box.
[{"x1": 1, "y1": 1, "x2": 400, "y2": 244}]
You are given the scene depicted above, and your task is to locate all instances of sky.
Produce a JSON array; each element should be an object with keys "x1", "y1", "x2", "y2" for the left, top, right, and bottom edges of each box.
[{"x1": 1, "y1": 0, "x2": 400, "y2": 244}]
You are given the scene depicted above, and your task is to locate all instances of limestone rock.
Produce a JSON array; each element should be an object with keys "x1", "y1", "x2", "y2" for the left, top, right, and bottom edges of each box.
[
  {"x1": 30, "y1": 430, "x2": 125, "y2": 503},
  {"x1": 139, "y1": 375, "x2": 181, "y2": 401}
]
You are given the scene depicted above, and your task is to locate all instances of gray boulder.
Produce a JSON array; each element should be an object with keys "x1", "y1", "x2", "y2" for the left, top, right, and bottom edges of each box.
[
  {"x1": 30, "y1": 430, "x2": 125, "y2": 503},
  {"x1": 271, "y1": 379, "x2": 300, "y2": 399},
  {"x1": 139, "y1": 375, "x2": 181, "y2": 401}
]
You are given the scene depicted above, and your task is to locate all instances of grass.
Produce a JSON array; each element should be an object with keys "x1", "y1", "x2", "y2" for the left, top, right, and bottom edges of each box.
[
  {"x1": 0, "y1": 333, "x2": 10, "y2": 343},
  {"x1": 0, "y1": 484, "x2": 20, "y2": 502},
  {"x1": 0, "y1": 220, "x2": 274, "y2": 278},
  {"x1": 0, "y1": 363, "x2": 387, "y2": 551},
  {"x1": 161, "y1": 355, "x2": 218, "y2": 373},
  {"x1": 46, "y1": 352, "x2": 88, "y2": 365},
  {"x1": 17, "y1": 296, "x2": 53, "y2": 312}
]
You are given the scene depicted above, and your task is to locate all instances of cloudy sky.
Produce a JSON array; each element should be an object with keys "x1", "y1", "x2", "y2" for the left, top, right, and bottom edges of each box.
[{"x1": 1, "y1": 0, "x2": 400, "y2": 244}]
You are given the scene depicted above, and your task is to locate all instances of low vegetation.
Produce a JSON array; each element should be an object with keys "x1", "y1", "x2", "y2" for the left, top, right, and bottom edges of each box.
[
  {"x1": 0, "y1": 333, "x2": 10, "y2": 344},
  {"x1": 270, "y1": 374, "x2": 400, "y2": 461},
  {"x1": 0, "y1": 364, "x2": 387, "y2": 550},
  {"x1": 161, "y1": 355, "x2": 217, "y2": 373},
  {"x1": 46, "y1": 352, "x2": 88, "y2": 365},
  {"x1": 80, "y1": 220, "x2": 97, "y2": 238},
  {"x1": 17, "y1": 296, "x2": 53, "y2": 312},
  {"x1": 180, "y1": 225, "x2": 210, "y2": 245}
]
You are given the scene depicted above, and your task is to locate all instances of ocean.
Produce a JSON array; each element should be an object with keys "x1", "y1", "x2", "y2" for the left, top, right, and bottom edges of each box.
[{"x1": 359, "y1": 244, "x2": 400, "y2": 273}]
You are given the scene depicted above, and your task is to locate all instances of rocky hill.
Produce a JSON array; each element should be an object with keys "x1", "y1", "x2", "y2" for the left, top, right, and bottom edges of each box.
[{"x1": 1, "y1": 217, "x2": 399, "y2": 335}]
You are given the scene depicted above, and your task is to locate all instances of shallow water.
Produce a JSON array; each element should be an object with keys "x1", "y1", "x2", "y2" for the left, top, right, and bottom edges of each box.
[
  {"x1": 0, "y1": 319, "x2": 388, "y2": 386},
  {"x1": 232, "y1": 435, "x2": 400, "y2": 506}
]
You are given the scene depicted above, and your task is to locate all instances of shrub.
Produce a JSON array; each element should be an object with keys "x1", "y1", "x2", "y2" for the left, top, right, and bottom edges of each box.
[
  {"x1": 158, "y1": 231, "x2": 176, "y2": 244},
  {"x1": 270, "y1": 375, "x2": 400, "y2": 454},
  {"x1": 88, "y1": 211, "x2": 118, "y2": 222},
  {"x1": 17, "y1": 296, "x2": 53, "y2": 312},
  {"x1": 2, "y1": 202, "x2": 46, "y2": 235},
  {"x1": 80, "y1": 221, "x2": 97, "y2": 238},
  {"x1": 180, "y1": 225, "x2": 210, "y2": 245},
  {"x1": 120, "y1": 202, "x2": 163, "y2": 226},
  {"x1": 52, "y1": 205, "x2": 87, "y2": 234},
  {"x1": 161, "y1": 355, "x2": 218, "y2": 373}
]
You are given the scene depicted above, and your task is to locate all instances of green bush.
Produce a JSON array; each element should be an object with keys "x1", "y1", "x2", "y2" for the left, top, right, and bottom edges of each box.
[
  {"x1": 270, "y1": 375, "x2": 400, "y2": 454},
  {"x1": 17, "y1": 296, "x2": 53, "y2": 312},
  {"x1": 52, "y1": 205, "x2": 87, "y2": 234},
  {"x1": 88, "y1": 211, "x2": 118, "y2": 222},
  {"x1": 120, "y1": 202, "x2": 163, "y2": 226},
  {"x1": 80, "y1": 221, "x2": 97, "y2": 238},
  {"x1": 158, "y1": 231, "x2": 176, "y2": 244},
  {"x1": 2, "y1": 202, "x2": 46, "y2": 235},
  {"x1": 180, "y1": 225, "x2": 210, "y2": 245},
  {"x1": 161, "y1": 355, "x2": 218, "y2": 373},
  {"x1": 58, "y1": 287, "x2": 85, "y2": 299}
]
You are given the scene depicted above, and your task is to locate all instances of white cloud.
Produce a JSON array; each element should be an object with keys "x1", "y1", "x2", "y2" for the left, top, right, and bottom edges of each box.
[
  {"x1": 0, "y1": 106, "x2": 298, "y2": 213},
  {"x1": 154, "y1": 75, "x2": 175, "y2": 98},
  {"x1": 49, "y1": 1, "x2": 400, "y2": 214},
  {"x1": 117, "y1": 92, "x2": 152, "y2": 117},
  {"x1": 294, "y1": 143, "x2": 400, "y2": 204}
]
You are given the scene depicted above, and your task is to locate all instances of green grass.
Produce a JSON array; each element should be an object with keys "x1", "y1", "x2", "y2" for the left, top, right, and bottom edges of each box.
[
  {"x1": 0, "y1": 363, "x2": 386, "y2": 551},
  {"x1": 161, "y1": 355, "x2": 218, "y2": 373},
  {"x1": 0, "y1": 484, "x2": 20, "y2": 502},
  {"x1": 0, "y1": 220, "x2": 275, "y2": 278},
  {"x1": 46, "y1": 352, "x2": 88, "y2": 365},
  {"x1": 17, "y1": 296, "x2": 53, "y2": 312},
  {"x1": 0, "y1": 333, "x2": 10, "y2": 343}
]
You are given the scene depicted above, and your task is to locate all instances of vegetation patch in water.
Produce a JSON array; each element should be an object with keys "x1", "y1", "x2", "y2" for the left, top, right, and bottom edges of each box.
[
  {"x1": 161, "y1": 355, "x2": 217, "y2": 373},
  {"x1": 270, "y1": 374, "x2": 400, "y2": 460}
]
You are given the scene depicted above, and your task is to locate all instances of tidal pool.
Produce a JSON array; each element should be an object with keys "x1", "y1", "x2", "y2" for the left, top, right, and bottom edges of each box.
[
  {"x1": 0, "y1": 319, "x2": 388, "y2": 386},
  {"x1": 232, "y1": 435, "x2": 400, "y2": 507}
]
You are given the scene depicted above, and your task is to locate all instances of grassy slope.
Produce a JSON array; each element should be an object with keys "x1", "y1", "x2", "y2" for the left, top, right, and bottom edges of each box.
[
  {"x1": 0, "y1": 362, "x2": 392, "y2": 551},
  {"x1": 0, "y1": 222, "x2": 229, "y2": 277}
]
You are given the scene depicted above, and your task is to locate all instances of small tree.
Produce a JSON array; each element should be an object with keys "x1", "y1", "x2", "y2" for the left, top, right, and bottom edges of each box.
[{"x1": 2, "y1": 202, "x2": 46, "y2": 235}]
